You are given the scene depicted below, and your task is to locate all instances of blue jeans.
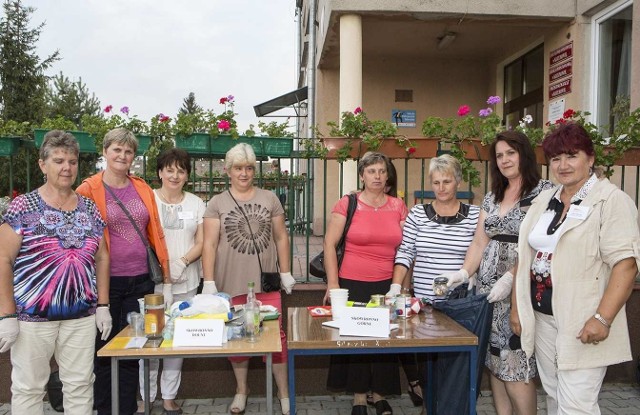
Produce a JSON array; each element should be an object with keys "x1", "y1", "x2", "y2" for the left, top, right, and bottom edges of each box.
[{"x1": 94, "y1": 274, "x2": 154, "y2": 415}]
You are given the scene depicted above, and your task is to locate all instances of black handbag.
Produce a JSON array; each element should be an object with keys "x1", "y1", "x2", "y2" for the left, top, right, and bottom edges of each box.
[
  {"x1": 47, "y1": 370, "x2": 64, "y2": 412},
  {"x1": 103, "y1": 182, "x2": 164, "y2": 284},
  {"x1": 228, "y1": 191, "x2": 282, "y2": 292},
  {"x1": 309, "y1": 193, "x2": 357, "y2": 281}
]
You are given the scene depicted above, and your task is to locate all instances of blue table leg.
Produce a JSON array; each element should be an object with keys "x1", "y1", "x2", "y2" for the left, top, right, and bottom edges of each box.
[{"x1": 288, "y1": 352, "x2": 296, "y2": 414}]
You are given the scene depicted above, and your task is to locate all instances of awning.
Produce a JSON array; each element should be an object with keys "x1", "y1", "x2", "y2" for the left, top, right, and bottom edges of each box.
[{"x1": 253, "y1": 86, "x2": 308, "y2": 117}]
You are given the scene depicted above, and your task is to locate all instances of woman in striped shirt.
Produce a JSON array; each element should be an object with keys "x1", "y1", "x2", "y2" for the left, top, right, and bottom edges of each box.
[{"x1": 389, "y1": 154, "x2": 480, "y2": 302}]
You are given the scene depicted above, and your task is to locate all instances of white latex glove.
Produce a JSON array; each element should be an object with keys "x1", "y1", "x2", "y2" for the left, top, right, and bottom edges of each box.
[
  {"x1": 202, "y1": 281, "x2": 218, "y2": 295},
  {"x1": 95, "y1": 307, "x2": 113, "y2": 341},
  {"x1": 162, "y1": 284, "x2": 174, "y2": 309},
  {"x1": 280, "y1": 272, "x2": 296, "y2": 294},
  {"x1": 468, "y1": 275, "x2": 477, "y2": 291},
  {"x1": 0, "y1": 317, "x2": 19, "y2": 353},
  {"x1": 386, "y1": 283, "x2": 402, "y2": 298},
  {"x1": 169, "y1": 259, "x2": 187, "y2": 283},
  {"x1": 487, "y1": 271, "x2": 514, "y2": 303},
  {"x1": 439, "y1": 269, "x2": 469, "y2": 290}
]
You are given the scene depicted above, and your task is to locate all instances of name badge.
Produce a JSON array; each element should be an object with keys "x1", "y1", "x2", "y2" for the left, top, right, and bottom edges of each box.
[
  {"x1": 566, "y1": 205, "x2": 589, "y2": 220},
  {"x1": 178, "y1": 211, "x2": 194, "y2": 220},
  {"x1": 339, "y1": 307, "x2": 390, "y2": 338},
  {"x1": 173, "y1": 318, "x2": 224, "y2": 347}
]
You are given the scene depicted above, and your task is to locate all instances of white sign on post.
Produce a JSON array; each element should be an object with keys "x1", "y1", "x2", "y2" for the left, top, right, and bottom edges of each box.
[
  {"x1": 339, "y1": 307, "x2": 390, "y2": 338},
  {"x1": 172, "y1": 318, "x2": 225, "y2": 347}
]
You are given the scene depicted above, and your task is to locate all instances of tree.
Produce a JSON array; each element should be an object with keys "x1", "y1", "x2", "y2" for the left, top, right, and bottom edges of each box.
[
  {"x1": 0, "y1": 0, "x2": 59, "y2": 122},
  {"x1": 179, "y1": 92, "x2": 202, "y2": 115},
  {"x1": 46, "y1": 72, "x2": 101, "y2": 126},
  {"x1": 0, "y1": 0, "x2": 59, "y2": 196}
]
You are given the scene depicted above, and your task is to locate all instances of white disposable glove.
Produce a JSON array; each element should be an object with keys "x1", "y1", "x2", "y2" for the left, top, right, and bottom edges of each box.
[
  {"x1": 386, "y1": 283, "x2": 402, "y2": 298},
  {"x1": 439, "y1": 269, "x2": 469, "y2": 290},
  {"x1": 169, "y1": 259, "x2": 187, "y2": 283},
  {"x1": 468, "y1": 275, "x2": 477, "y2": 291},
  {"x1": 280, "y1": 272, "x2": 296, "y2": 294},
  {"x1": 487, "y1": 271, "x2": 514, "y2": 303},
  {"x1": 0, "y1": 317, "x2": 19, "y2": 353},
  {"x1": 95, "y1": 307, "x2": 113, "y2": 341},
  {"x1": 162, "y1": 284, "x2": 174, "y2": 309},
  {"x1": 202, "y1": 280, "x2": 218, "y2": 295}
]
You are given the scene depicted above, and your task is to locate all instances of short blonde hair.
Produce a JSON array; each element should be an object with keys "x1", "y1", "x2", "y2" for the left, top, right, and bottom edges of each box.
[
  {"x1": 103, "y1": 128, "x2": 138, "y2": 153},
  {"x1": 225, "y1": 143, "x2": 256, "y2": 171},
  {"x1": 429, "y1": 154, "x2": 462, "y2": 184}
]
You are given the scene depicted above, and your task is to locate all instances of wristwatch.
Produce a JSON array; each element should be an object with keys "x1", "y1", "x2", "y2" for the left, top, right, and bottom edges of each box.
[
  {"x1": 96, "y1": 303, "x2": 110, "y2": 309},
  {"x1": 594, "y1": 313, "x2": 610, "y2": 328}
]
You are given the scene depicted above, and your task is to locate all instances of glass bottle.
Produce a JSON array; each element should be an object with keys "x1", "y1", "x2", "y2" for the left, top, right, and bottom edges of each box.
[{"x1": 244, "y1": 282, "x2": 260, "y2": 342}]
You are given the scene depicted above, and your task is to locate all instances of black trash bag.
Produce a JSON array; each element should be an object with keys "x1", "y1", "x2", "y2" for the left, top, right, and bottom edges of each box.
[
  {"x1": 47, "y1": 370, "x2": 64, "y2": 412},
  {"x1": 430, "y1": 289, "x2": 494, "y2": 415}
]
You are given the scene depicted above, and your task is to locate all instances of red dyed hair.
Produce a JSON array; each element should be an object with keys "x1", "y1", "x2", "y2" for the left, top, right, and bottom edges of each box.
[{"x1": 542, "y1": 122, "x2": 595, "y2": 159}]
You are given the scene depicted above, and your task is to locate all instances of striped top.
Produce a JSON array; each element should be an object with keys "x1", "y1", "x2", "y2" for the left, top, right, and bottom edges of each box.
[{"x1": 395, "y1": 202, "x2": 480, "y2": 301}]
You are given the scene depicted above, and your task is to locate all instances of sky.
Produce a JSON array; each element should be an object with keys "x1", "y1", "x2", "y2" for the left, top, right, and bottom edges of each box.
[{"x1": 24, "y1": 0, "x2": 298, "y2": 131}]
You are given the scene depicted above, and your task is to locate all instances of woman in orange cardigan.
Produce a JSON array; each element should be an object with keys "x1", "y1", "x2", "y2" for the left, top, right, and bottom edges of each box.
[{"x1": 77, "y1": 128, "x2": 169, "y2": 415}]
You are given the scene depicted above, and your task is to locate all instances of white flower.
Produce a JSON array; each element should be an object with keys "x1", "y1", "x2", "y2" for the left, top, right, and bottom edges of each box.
[{"x1": 523, "y1": 114, "x2": 533, "y2": 124}]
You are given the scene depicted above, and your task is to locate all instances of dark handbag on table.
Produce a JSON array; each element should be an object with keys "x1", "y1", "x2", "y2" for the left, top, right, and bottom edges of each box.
[
  {"x1": 228, "y1": 191, "x2": 282, "y2": 292},
  {"x1": 103, "y1": 182, "x2": 164, "y2": 284},
  {"x1": 309, "y1": 193, "x2": 357, "y2": 281}
]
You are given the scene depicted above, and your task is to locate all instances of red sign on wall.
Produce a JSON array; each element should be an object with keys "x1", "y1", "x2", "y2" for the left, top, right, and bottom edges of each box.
[
  {"x1": 549, "y1": 78, "x2": 572, "y2": 99},
  {"x1": 549, "y1": 59, "x2": 573, "y2": 82},
  {"x1": 549, "y1": 41, "x2": 573, "y2": 66}
]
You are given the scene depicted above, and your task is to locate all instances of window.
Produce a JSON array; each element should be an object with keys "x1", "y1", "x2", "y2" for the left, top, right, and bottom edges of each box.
[
  {"x1": 503, "y1": 45, "x2": 544, "y2": 130},
  {"x1": 592, "y1": 0, "x2": 633, "y2": 134}
]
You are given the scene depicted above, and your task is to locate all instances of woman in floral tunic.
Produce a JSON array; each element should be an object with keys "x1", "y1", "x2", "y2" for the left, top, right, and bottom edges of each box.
[{"x1": 438, "y1": 131, "x2": 553, "y2": 415}]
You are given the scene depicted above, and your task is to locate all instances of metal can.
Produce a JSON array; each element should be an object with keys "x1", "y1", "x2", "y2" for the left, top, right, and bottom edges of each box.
[
  {"x1": 395, "y1": 294, "x2": 411, "y2": 319},
  {"x1": 370, "y1": 294, "x2": 385, "y2": 307}
]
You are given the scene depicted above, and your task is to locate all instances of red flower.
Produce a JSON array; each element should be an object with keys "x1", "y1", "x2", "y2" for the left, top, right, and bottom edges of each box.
[
  {"x1": 219, "y1": 97, "x2": 228, "y2": 105},
  {"x1": 457, "y1": 105, "x2": 470, "y2": 116},
  {"x1": 555, "y1": 118, "x2": 567, "y2": 125},
  {"x1": 160, "y1": 115, "x2": 170, "y2": 123},
  {"x1": 104, "y1": 105, "x2": 113, "y2": 113},
  {"x1": 354, "y1": 107, "x2": 362, "y2": 114},
  {"x1": 407, "y1": 147, "x2": 417, "y2": 155},
  {"x1": 11, "y1": 189, "x2": 19, "y2": 199},
  {"x1": 563, "y1": 109, "x2": 575, "y2": 119},
  {"x1": 218, "y1": 120, "x2": 231, "y2": 131}
]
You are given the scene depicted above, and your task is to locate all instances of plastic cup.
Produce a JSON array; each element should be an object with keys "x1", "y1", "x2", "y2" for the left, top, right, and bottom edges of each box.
[
  {"x1": 128, "y1": 312, "x2": 145, "y2": 337},
  {"x1": 330, "y1": 289, "x2": 349, "y2": 321}
]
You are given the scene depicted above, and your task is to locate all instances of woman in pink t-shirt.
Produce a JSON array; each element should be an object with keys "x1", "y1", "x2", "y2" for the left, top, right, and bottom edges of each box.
[{"x1": 323, "y1": 152, "x2": 408, "y2": 415}]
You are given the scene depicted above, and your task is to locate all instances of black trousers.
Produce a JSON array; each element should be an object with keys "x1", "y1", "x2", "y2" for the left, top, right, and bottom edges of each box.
[
  {"x1": 326, "y1": 277, "x2": 401, "y2": 396},
  {"x1": 94, "y1": 274, "x2": 155, "y2": 415}
]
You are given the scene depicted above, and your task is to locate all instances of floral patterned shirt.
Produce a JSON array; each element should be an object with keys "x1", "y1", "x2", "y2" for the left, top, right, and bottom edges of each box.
[{"x1": 1, "y1": 190, "x2": 106, "y2": 321}]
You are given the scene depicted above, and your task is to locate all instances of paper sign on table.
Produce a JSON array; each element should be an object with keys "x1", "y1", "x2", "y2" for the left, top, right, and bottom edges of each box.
[
  {"x1": 339, "y1": 307, "x2": 390, "y2": 338},
  {"x1": 173, "y1": 318, "x2": 224, "y2": 347}
]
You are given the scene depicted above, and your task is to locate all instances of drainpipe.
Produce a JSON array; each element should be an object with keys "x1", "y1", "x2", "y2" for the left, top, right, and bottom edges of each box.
[{"x1": 307, "y1": 0, "x2": 317, "y2": 140}]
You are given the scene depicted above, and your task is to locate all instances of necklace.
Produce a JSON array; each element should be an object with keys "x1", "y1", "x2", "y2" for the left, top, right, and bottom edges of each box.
[
  {"x1": 42, "y1": 187, "x2": 75, "y2": 210},
  {"x1": 360, "y1": 192, "x2": 386, "y2": 211},
  {"x1": 158, "y1": 188, "x2": 184, "y2": 205}
]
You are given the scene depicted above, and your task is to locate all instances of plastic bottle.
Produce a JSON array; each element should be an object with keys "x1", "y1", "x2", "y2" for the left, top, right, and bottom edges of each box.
[
  {"x1": 162, "y1": 318, "x2": 175, "y2": 340},
  {"x1": 244, "y1": 282, "x2": 260, "y2": 342}
]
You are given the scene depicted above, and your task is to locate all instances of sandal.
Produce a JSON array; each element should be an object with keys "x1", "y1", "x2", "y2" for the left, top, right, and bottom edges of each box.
[
  {"x1": 351, "y1": 404, "x2": 368, "y2": 415},
  {"x1": 407, "y1": 380, "x2": 423, "y2": 407},
  {"x1": 279, "y1": 397, "x2": 290, "y2": 415},
  {"x1": 366, "y1": 393, "x2": 374, "y2": 406},
  {"x1": 374, "y1": 399, "x2": 392, "y2": 415},
  {"x1": 229, "y1": 393, "x2": 248, "y2": 414}
]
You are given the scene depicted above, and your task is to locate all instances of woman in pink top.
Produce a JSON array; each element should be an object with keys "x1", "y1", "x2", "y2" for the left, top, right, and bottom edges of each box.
[{"x1": 323, "y1": 152, "x2": 408, "y2": 415}]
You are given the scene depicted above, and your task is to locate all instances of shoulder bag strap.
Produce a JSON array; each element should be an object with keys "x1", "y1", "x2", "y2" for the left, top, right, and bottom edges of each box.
[
  {"x1": 103, "y1": 181, "x2": 151, "y2": 249},
  {"x1": 227, "y1": 190, "x2": 268, "y2": 274},
  {"x1": 336, "y1": 193, "x2": 358, "y2": 257}
]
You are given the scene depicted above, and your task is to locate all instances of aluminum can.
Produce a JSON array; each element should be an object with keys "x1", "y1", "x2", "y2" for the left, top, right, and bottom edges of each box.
[{"x1": 395, "y1": 293, "x2": 411, "y2": 319}]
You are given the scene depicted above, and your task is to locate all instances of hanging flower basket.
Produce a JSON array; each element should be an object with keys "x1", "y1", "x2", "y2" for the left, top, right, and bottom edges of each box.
[
  {"x1": 322, "y1": 137, "x2": 438, "y2": 160},
  {"x1": 176, "y1": 134, "x2": 293, "y2": 158},
  {"x1": 33, "y1": 129, "x2": 96, "y2": 153},
  {"x1": 0, "y1": 136, "x2": 22, "y2": 156}
]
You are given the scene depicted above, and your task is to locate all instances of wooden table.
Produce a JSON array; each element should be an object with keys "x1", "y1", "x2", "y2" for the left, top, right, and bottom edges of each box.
[
  {"x1": 287, "y1": 306, "x2": 479, "y2": 415},
  {"x1": 98, "y1": 320, "x2": 282, "y2": 415}
]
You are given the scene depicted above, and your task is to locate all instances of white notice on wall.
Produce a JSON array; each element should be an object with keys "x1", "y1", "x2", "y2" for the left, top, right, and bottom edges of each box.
[
  {"x1": 173, "y1": 318, "x2": 224, "y2": 347},
  {"x1": 548, "y1": 99, "x2": 566, "y2": 124}
]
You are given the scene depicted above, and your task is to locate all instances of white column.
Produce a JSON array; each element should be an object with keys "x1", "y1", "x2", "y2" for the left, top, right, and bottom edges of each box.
[{"x1": 339, "y1": 14, "x2": 362, "y2": 193}]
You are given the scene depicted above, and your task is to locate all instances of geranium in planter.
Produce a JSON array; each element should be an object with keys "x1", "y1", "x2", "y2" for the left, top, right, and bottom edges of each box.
[{"x1": 313, "y1": 107, "x2": 416, "y2": 162}]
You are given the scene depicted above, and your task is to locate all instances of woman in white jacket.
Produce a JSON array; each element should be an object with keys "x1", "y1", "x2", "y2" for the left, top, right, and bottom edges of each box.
[{"x1": 511, "y1": 122, "x2": 640, "y2": 414}]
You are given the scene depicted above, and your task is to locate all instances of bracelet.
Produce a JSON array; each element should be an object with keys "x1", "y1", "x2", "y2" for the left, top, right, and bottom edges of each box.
[
  {"x1": 181, "y1": 256, "x2": 190, "y2": 266},
  {"x1": 96, "y1": 304, "x2": 110, "y2": 309},
  {"x1": 0, "y1": 313, "x2": 18, "y2": 320},
  {"x1": 594, "y1": 313, "x2": 611, "y2": 328}
]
